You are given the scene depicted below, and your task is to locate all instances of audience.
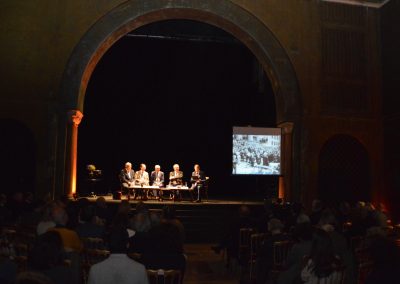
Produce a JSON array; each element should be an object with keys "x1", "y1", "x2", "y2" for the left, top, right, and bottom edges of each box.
[
  {"x1": 365, "y1": 236, "x2": 400, "y2": 284},
  {"x1": 49, "y1": 204, "x2": 82, "y2": 253},
  {"x1": 94, "y1": 197, "x2": 112, "y2": 226},
  {"x1": 301, "y1": 229, "x2": 343, "y2": 283},
  {"x1": 256, "y1": 218, "x2": 290, "y2": 284},
  {"x1": 277, "y1": 216, "x2": 313, "y2": 284},
  {"x1": 26, "y1": 231, "x2": 73, "y2": 284},
  {"x1": 75, "y1": 205, "x2": 105, "y2": 239},
  {"x1": 36, "y1": 202, "x2": 56, "y2": 235},
  {"x1": 1, "y1": 190, "x2": 399, "y2": 284}
]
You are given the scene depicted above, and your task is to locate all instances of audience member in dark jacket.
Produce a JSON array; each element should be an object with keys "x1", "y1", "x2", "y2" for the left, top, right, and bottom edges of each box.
[
  {"x1": 75, "y1": 205, "x2": 105, "y2": 239},
  {"x1": 256, "y1": 218, "x2": 290, "y2": 284},
  {"x1": 27, "y1": 231, "x2": 73, "y2": 284},
  {"x1": 365, "y1": 237, "x2": 400, "y2": 284}
]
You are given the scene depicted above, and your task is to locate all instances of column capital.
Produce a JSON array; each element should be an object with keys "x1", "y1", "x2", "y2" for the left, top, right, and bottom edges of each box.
[
  {"x1": 68, "y1": 110, "x2": 83, "y2": 126},
  {"x1": 278, "y1": 121, "x2": 294, "y2": 135}
]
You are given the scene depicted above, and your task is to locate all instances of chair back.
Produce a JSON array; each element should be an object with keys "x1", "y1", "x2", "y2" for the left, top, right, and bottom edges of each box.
[
  {"x1": 250, "y1": 233, "x2": 269, "y2": 260},
  {"x1": 239, "y1": 228, "x2": 256, "y2": 250},
  {"x1": 249, "y1": 233, "x2": 269, "y2": 280},
  {"x1": 357, "y1": 261, "x2": 373, "y2": 284},
  {"x1": 81, "y1": 249, "x2": 110, "y2": 284},
  {"x1": 81, "y1": 237, "x2": 106, "y2": 250},
  {"x1": 350, "y1": 236, "x2": 365, "y2": 252},
  {"x1": 272, "y1": 240, "x2": 292, "y2": 269},
  {"x1": 147, "y1": 269, "x2": 181, "y2": 284},
  {"x1": 239, "y1": 228, "x2": 256, "y2": 263}
]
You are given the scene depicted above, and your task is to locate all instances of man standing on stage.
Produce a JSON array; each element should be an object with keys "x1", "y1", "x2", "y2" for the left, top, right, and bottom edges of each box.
[
  {"x1": 119, "y1": 162, "x2": 135, "y2": 197},
  {"x1": 134, "y1": 163, "x2": 150, "y2": 199},
  {"x1": 191, "y1": 164, "x2": 206, "y2": 202},
  {"x1": 150, "y1": 165, "x2": 164, "y2": 198}
]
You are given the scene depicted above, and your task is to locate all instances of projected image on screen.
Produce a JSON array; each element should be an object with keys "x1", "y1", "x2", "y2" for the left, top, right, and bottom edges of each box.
[{"x1": 233, "y1": 127, "x2": 281, "y2": 175}]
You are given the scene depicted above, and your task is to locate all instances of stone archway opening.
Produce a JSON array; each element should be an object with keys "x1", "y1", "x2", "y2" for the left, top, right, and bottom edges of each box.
[
  {"x1": 78, "y1": 19, "x2": 278, "y2": 197},
  {"x1": 58, "y1": 0, "x2": 301, "y2": 199}
]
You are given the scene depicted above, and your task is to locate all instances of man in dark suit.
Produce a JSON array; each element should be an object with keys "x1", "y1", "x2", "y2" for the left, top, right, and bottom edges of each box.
[
  {"x1": 190, "y1": 164, "x2": 206, "y2": 202},
  {"x1": 150, "y1": 165, "x2": 164, "y2": 199},
  {"x1": 119, "y1": 162, "x2": 135, "y2": 197}
]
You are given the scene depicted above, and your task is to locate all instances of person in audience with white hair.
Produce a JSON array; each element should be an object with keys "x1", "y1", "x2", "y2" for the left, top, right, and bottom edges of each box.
[
  {"x1": 36, "y1": 202, "x2": 56, "y2": 235},
  {"x1": 49, "y1": 204, "x2": 82, "y2": 253}
]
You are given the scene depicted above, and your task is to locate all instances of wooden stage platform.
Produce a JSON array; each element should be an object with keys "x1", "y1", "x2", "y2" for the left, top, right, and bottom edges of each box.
[{"x1": 86, "y1": 195, "x2": 264, "y2": 206}]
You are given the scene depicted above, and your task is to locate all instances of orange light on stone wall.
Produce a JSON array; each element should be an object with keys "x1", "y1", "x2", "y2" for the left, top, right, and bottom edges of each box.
[
  {"x1": 68, "y1": 110, "x2": 83, "y2": 197},
  {"x1": 278, "y1": 176, "x2": 285, "y2": 199}
]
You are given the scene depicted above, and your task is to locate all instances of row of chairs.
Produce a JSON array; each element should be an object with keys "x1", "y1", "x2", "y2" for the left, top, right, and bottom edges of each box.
[{"x1": 0, "y1": 229, "x2": 181, "y2": 284}]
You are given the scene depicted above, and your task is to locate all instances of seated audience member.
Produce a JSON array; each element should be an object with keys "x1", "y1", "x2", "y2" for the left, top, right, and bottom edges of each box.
[
  {"x1": 301, "y1": 229, "x2": 343, "y2": 284},
  {"x1": 19, "y1": 199, "x2": 44, "y2": 228},
  {"x1": 309, "y1": 199, "x2": 324, "y2": 226},
  {"x1": 27, "y1": 231, "x2": 73, "y2": 284},
  {"x1": 49, "y1": 205, "x2": 82, "y2": 253},
  {"x1": 256, "y1": 218, "x2": 290, "y2": 284},
  {"x1": 117, "y1": 200, "x2": 131, "y2": 215},
  {"x1": 211, "y1": 205, "x2": 255, "y2": 260},
  {"x1": 8, "y1": 192, "x2": 25, "y2": 224},
  {"x1": 277, "y1": 216, "x2": 313, "y2": 284},
  {"x1": 128, "y1": 203, "x2": 152, "y2": 253},
  {"x1": 141, "y1": 221, "x2": 186, "y2": 275},
  {"x1": 0, "y1": 257, "x2": 17, "y2": 284},
  {"x1": 0, "y1": 194, "x2": 11, "y2": 227},
  {"x1": 318, "y1": 210, "x2": 355, "y2": 284},
  {"x1": 37, "y1": 202, "x2": 56, "y2": 235},
  {"x1": 94, "y1": 197, "x2": 112, "y2": 226},
  {"x1": 88, "y1": 227, "x2": 149, "y2": 284},
  {"x1": 162, "y1": 205, "x2": 185, "y2": 244},
  {"x1": 75, "y1": 205, "x2": 105, "y2": 239},
  {"x1": 15, "y1": 271, "x2": 54, "y2": 284},
  {"x1": 365, "y1": 236, "x2": 400, "y2": 284}
]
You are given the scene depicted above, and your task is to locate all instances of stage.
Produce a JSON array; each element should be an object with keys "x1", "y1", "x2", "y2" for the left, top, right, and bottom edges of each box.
[
  {"x1": 85, "y1": 195, "x2": 265, "y2": 243},
  {"x1": 86, "y1": 195, "x2": 264, "y2": 206}
]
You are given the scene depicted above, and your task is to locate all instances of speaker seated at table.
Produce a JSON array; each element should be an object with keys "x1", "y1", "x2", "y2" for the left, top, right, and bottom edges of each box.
[
  {"x1": 169, "y1": 164, "x2": 184, "y2": 200},
  {"x1": 119, "y1": 162, "x2": 135, "y2": 195},
  {"x1": 190, "y1": 164, "x2": 206, "y2": 202},
  {"x1": 134, "y1": 164, "x2": 150, "y2": 199},
  {"x1": 150, "y1": 165, "x2": 164, "y2": 199}
]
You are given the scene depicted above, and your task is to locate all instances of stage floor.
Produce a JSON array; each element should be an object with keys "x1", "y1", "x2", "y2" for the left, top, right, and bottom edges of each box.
[{"x1": 86, "y1": 195, "x2": 264, "y2": 206}]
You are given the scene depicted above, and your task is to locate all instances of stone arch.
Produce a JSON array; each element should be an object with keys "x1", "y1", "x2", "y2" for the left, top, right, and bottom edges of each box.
[
  {"x1": 58, "y1": 0, "x2": 302, "y2": 196},
  {"x1": 318, "y1": 134, "x2": 371, "y2": 203}
]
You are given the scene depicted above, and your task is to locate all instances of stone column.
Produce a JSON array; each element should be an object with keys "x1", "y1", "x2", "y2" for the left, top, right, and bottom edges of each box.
[
  {"x1": 65, "y1": 110, "x2": 83, "y2": 197},
  {"x1": 278, "y1": 122, "x2": 294, "y2": 201}
]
